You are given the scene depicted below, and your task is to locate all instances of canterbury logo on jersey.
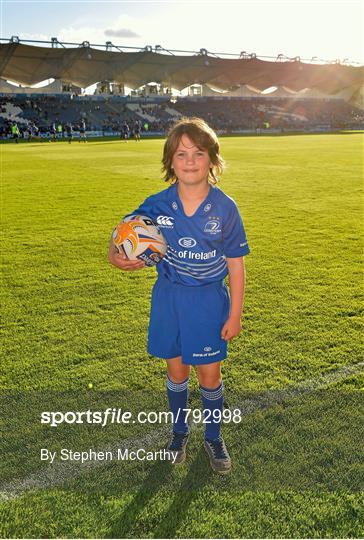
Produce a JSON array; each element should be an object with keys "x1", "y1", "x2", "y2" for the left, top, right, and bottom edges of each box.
[{"x1": 156, "y1": 215, "x2": 174, "y2": 227}]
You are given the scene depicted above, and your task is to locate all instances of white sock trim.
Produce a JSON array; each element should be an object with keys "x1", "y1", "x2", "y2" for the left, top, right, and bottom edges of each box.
[
  {"x1": 166, "y1": 375, "x2": 189, "y2": 392},
  {"x1": 200, "y1": 382, "x2": 224, "y2": 401}
]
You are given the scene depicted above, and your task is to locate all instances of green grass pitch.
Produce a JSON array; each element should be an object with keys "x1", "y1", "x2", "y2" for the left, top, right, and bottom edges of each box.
[{"x1": 1, "y1": 134, "x2": 363, "y2": 538}]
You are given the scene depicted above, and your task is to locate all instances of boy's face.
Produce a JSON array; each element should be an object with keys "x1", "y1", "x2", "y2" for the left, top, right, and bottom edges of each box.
[{"x1": 172, "y1": 134, "x2": 212, "y2": 186}]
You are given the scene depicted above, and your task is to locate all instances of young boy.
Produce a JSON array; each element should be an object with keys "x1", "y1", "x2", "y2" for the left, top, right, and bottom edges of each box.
[{"x1": 108, "y1": 117, "x2": 250, "y2": 474}]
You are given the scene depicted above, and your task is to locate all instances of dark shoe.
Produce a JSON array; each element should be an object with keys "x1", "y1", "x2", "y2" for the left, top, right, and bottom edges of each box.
[
  {"x1": 166, "y1": 431, "x2": 189, "y2": 464},
  {"x1": 204, "y1": 437, "x2": 231, "y2": 474}
]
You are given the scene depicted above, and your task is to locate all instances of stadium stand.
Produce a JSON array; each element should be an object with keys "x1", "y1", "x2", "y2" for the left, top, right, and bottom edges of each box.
[{"x1": 1, "y1": 94, "x2": 363, "y2": 139}]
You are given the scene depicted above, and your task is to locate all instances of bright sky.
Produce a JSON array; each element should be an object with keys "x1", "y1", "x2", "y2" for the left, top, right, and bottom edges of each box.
[{"x1": 2, "y1": 0, "x2": 363, "y2": 64}]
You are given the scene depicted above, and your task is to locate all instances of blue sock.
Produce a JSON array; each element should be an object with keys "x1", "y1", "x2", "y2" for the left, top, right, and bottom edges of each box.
[
  {"x1": 166, "y1": 374, "x2": 189, "y2": 434},
  {"x1": 200, "y1": 382, "x2": 224, "y2": 441}
]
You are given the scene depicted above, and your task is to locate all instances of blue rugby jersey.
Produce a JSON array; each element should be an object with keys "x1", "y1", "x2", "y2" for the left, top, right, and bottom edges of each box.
[{"x1": 125, "y1": 183, "x2": 250, "y2": 286}]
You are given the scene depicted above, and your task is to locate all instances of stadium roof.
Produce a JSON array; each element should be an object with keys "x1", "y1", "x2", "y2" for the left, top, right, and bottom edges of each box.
[{"x1": 0, "y1": 42, "x2": 363, "y2": 93}]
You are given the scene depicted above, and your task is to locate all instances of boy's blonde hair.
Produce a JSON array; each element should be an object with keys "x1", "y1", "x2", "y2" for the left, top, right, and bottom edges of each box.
[{"x1": 161, "y1": 117, "x2": 225, "y2": 184}]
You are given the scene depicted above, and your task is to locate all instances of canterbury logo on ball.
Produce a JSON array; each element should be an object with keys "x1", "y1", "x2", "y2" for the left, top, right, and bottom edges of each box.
[{"x1": 156, "y1": 215, "x2": 174, "y2": 227}]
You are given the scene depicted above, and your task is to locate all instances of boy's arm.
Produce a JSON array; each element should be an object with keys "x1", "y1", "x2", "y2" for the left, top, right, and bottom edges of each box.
[{"x1": 221, "y1": 256, "x2": 246, "y2": 341}]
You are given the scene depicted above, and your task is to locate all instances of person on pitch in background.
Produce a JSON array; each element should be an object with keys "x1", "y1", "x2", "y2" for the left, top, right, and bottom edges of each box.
[
  {"x1": 108, "y1": 117, "x2": 250, "y2": 474},
  {"x1": 65, "y1": 122, "x2": 73, "y2": 144},
  {"x1": 121, "y1": 120, "x2": 130, "y2": 142},
  {"x1": 79, "y1": 119, "x2": 87, "y2": 142},
  {"x1": 133, "y1": 119, "x2": 142, "y2": 142},
  {"x1": 11, "y1": 121, "x2": 20, "y2": 143}
]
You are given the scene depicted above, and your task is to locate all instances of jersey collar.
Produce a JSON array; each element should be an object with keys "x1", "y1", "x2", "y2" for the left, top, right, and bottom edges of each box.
[{"x1": 168, "y1": 182, "x2": 216, "y2": 217}]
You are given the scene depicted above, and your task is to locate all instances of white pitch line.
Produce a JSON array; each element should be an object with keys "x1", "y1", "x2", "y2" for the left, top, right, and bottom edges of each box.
[
  {"x1": 0, "y1": 360, "x2": 363, "y2": 502},
  {"x1": 234, "y1": 360, "x2": 364, "y2": 415}
]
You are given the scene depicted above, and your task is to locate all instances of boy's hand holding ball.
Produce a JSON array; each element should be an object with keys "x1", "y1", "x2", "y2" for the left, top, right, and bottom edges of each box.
[{"x1": 113, "y1": 250, "x2": 145, "y2": 271}]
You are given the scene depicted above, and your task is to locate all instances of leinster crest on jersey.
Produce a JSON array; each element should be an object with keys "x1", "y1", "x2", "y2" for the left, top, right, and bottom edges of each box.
[{"x1": 204, "y1": 219, "x2": 221, "y2": 234}]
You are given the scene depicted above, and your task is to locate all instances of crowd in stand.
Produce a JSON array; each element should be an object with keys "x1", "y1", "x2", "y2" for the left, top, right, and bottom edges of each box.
[{"x1": 1, "y1": 94, "x2": 363, "y2": 139}]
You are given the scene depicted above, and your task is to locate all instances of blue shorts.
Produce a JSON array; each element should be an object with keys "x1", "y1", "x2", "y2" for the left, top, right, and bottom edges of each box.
[{"x1": 147, "y1": 277, "x2": 230, "y2": 365}]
